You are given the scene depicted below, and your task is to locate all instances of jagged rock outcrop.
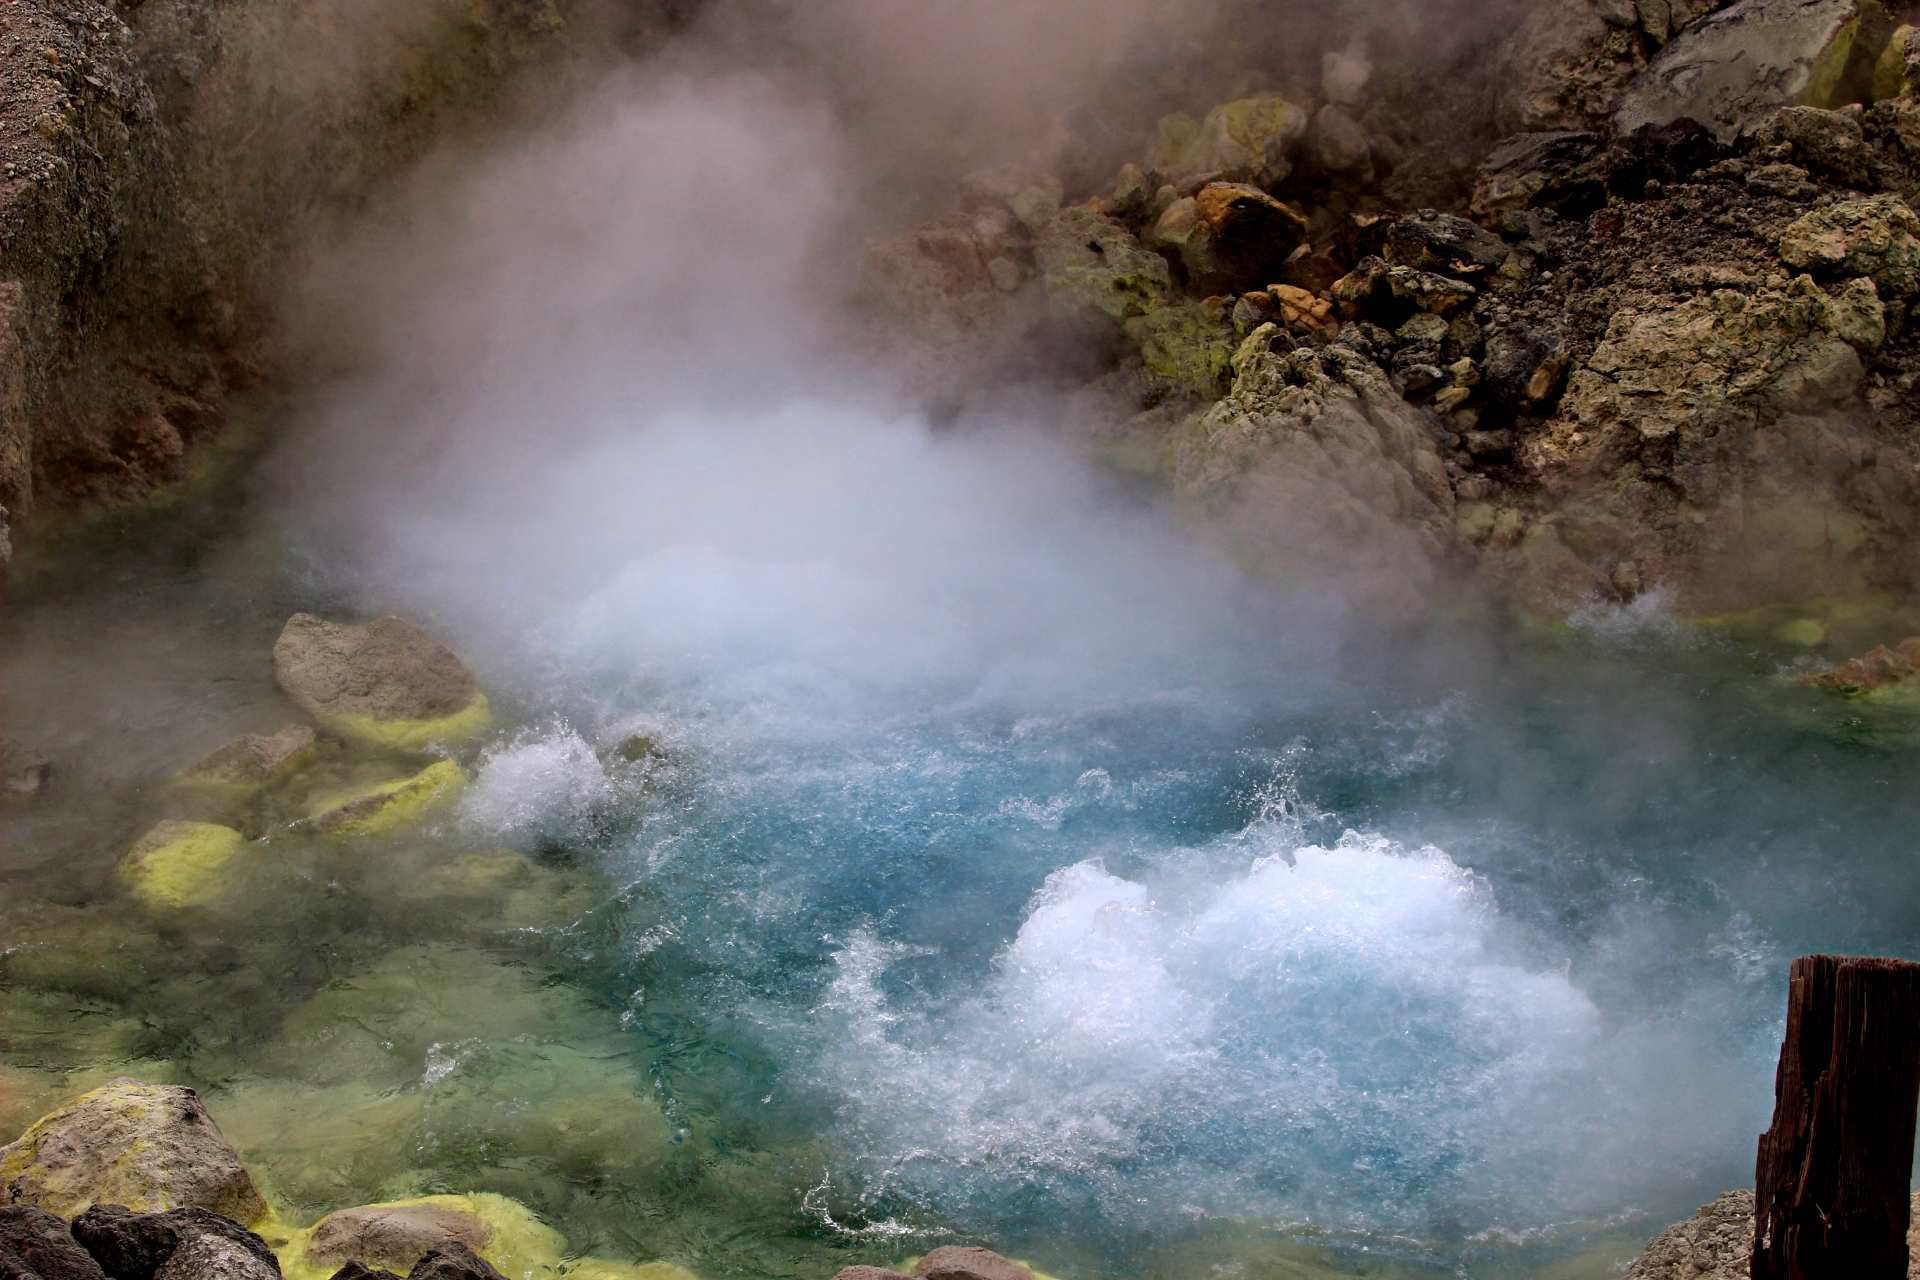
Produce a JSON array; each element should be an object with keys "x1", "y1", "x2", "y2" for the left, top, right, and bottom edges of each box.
[
  {"x1": 1624, "y1": 1189, "x2": 1920, "y2": 1277},
  {"x1": 1794, "y1": 633, "x2": 1920, "y2": 690},
  {"x1": 0, "y1": 1080, "x2": 266, "y2": 1224}
]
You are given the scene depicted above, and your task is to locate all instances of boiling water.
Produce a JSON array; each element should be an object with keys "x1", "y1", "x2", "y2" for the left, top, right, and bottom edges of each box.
[{"x1": 8, "y1": 398, "x2": 1916, "y2": 1280}]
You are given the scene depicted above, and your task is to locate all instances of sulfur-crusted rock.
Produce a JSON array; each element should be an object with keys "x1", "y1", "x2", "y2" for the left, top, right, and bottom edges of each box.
[
  {"x1": 0, "y1": 1206, "x2": 108, "y2": 1280},
  {"x1": 1150, "y1": 184, "x2": 1309, "y2": 296},
  {"x1": 153, "y1": 1236, "x2": 277, "y2": 1280},
  {"x1": 0, "y1": 1080, "x2": 266, "y2": 1225},
  {"x1": 1122, "y1": 299, "x2": 1237, "y2": 403},
  {"x1": 120, "y1": 822, "x2": 248, "y2": 907},
  {"x1": 1175, "y1": 327, "x2": 1455, "y2": 616},
  {"x1": 272, "y1": 615, "x2": 488, "y2": 751},
  {"x1": 912, "y1": 1248, "x2": 1033, "y2": 1280},
  {"x1": 1145, "y1": 96, "x2": 1309, "y2": 189},
  {"x1": 72, "y1": 1206, "x2": 276, "y2": 1280},
  {"x1": 1031, "y1": 207, "x2": 1170, "y2": 323},
  {"x1": 1777, "y1": 193, "x2": 1920, "y2": 295},
  {"x1": 176, "y1": 726, "x2": 315, "y2": 791},
  {"x1": 303, "y1": 1204, "x2": 489, "y2": 1276},
  {"x1": 305, "y1": 761, "x2": 465, "y2": 836},
  {"x1": 1794, "y1": 634, "x2": 1920, "y2": 690},
  {"x1": 0, "y1": 738, "x2": 50, "y2": 805},
  {"x1": 1616, "y1": 0, "x2": 1894, "y2": 142}
]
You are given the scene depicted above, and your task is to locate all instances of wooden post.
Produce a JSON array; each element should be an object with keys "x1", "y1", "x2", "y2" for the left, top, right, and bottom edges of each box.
[{"x1": 1753, "y1": 954, "x2": 1920, "y2": 1280}]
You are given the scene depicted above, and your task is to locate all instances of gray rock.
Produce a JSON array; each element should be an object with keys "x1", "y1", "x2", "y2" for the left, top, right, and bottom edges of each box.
[
  {"x1": 179, "y1": 726, "x2": 314, "y2": 788},
  {"x1": 0, "y1": 1207, "x2": 107, "y2": 1280},
  {"x1": 151, "y1": 1237, "x2": 274, "y2": 1280},
  {"x1": 1383, "y1": 211, "x2": 1510, "y2": 278},
  {"x1": 272, "y1": 615, "x2": 478, "y2": 725},
  {"x1": 304, "y1": 1205, "x2": 489, "y2": 1276},
  {"x1": 1755, "y1": 104, "x2": 1873, "y2": 183},
  {"x1": 911, "y1": 1249, "x2": 1033, "y2": 1280},
  {"x1": 1495, "y1": 0, "x2": 1663, "y2": 133},
  {"x1": 1472, "y1": 132, "x2": 1608, "y2": 215},
  {"x1": 0, "y1": 1080, "x2": 267, "y2": 1225},
  {"x1": 71, "y1": 1206, "x2": 277, "y2": 1280},
  {"x1": 1616, "y1": 0, "x2": 1893, "y2": 142},
  {"x1": 326, "y1": 1266, "x2": 401, "y2": 1280},
  {"x1": 1306, "y1": 105, "x2": 1374, "y2": 178},
  {"x1": 402, "y1": 1243, "x2": 504, "y2": 1280}
]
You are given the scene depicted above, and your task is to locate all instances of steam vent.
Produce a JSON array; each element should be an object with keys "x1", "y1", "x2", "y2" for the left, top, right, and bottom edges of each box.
[{"x1": 12, "y1": 0, "x2": 1920, "y2": 1277}]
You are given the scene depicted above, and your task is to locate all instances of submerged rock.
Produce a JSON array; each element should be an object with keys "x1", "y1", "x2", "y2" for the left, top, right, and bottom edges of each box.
[
  {"x1": 1616, "y1": 0, "x2": 1896, "y2": 142},
  {"x1": 304, "y1": 1204, "x2": 489, "y2": 1276},
  {"x1": 0, "y1": 1206, "x2": 108, "y2": 1280},
  {"x1": 1793, "y1": 634, "x2": 1920, "y2": 691},
  {"x1": 120, "y1": 822, "x2": 248, "y2": 906},
  {"x1": 72, "y1": 1207, "x2": 276, "y2": 1280},
  {"x1": 911, "y1": 1249, "x2": 1033, "y2": 1280},
  {"x1": 153, "y1": 1236, "x2": 277, "y2": 1280},
  {"x1": 0, "y1": 1080, "x2": 266, "y2": 1224},
  {"x1": 828, "y1": 1270, "x2": 912, "y2": 1280},
  {"x1": 0, "y1": 738, "x2": 50, "y2": 805},
  {"x1": 177, "y1": 727, "x2": 315, "y2": 791},
  {"x1": 305, "y1": 761, "x2": 465, "y2": 835},
  {"x1": 272, "y1": 615, "x2": 489, "y2": 751}
]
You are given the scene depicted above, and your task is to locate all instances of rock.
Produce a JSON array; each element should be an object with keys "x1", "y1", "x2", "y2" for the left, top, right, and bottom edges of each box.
[
  {"x1": 1030, "y1": 207, "x2": 1170, "y2": 323},
  {"x1": 1794, "y1": 634, "x2": 1920, "y2": 690},
  {"x1": 1145, "y1": 96, "x2": 1309, "y2": 189},
  {"x1": 911, "y1": 1249, "x2": 1033, "y2": 1280},
  {"x1": 402, "y1": 1243, "x2": 504, "y2": 1280},
  {"x1": 1640, "y1": 117, "x2": 1726, "y2": 181},
  {"x1": 71, "y1": 1208, "x2": 277, "y2": 1280},
  {"x1": 1777, "y1": 193, "x2": 1920, "y2": 295},
  {"x1": 1495, "y1": 0, "x2": 1658, "y2": 133},
  {"x1": 177, "y1": 726, "x2": 315, "y2": 790},
  {"x1": 1484, "y1": 325, "x2": 1569, "y2": 405},
  {"x1": 1382, "y1": 211, "x2": 1510, "y2": 278},
  {"x1": 0, "y1": 739, "x2": 50, "y2": 805},
  {"x1": 0, "y1": 1080, "x2": 266, "y2": 1225},
  {"x1": 325, "y1": 1266, "x2": 400, "y2": 1280},
  {"x1": 1623, "y1": 1188, "x2": 1920, "y2": 1277},
  {"x1": 304, "y1": 1204, "x2": 489, "y2": 1276},
  {"x1": 152, "y1": 1237, "x2": 275, "y2": 1280},
  {"x1": 1754, "y1": 104, "x2": 1873, "y2": 183},
  {"x1": 1387, "y1": 267, "x2": 1478, "y2": 315},
  {"x1": 120, "y1": 822, "x2": 248, "y2": 907},
  {"x1": 1120, "y1": 299, "x2": 1238, "y2": 403},
  {"x1": 1150, "y1": 184, "x2": 1309, "y2": 296},
  {"x1": 957, "y1": 166, "x2": 1061, "y2": 213},
  {"x1": 271, "y1": 615, "x2": 489, "y2": 751},
  {"x1": 0, "y1": 1206, "x2": 108, "y2": 1280},
  {"x1": 1330, "y1": 256, "x2": 1392, "y2": 319},
  {"x1": 1616, "y1": 0, "x2": 1895, "y2": 143},
  {"x1": 1304, "y1": 105, "x2": 1373, "y2": 180},
  {"x1": 828, "y1": 1271, "x2": 912, "y2": 1280},
  {"x1": 305, "y1": 761, "x2": 465, "y2": 836},
  {"x1": 1471, "y1": 132, "x2": 1609, "y2": 216}
]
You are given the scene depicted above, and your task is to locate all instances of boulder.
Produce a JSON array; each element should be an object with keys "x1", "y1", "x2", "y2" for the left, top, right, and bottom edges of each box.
[
  {"x1": 1752, "y1": 103, "x2": 1872, "y2": 183},
  {"x1": 0, "y1": 1206, "x2": 108, "y2": 1280},
  {"x1": 0, "y1": 738, "x2": 49, "y2": 805},
  {"x1": 1030, "y1": 207, "x2": 1170, "y2": 323},
  {"x1": 325, "y1": 1267, "x2": 400, "y2": 1280},
  {"x1": 305, "y1": 761, "x2": 465, "y2": 836},
  {"x1": 1494, "y1": 0, "x2": 1658, "y2": 133},
  {"x1": 1382, "y1": 212, "x2": 1510, "y2": 279},
  {"x1": 0, "y1": 1080, "x2": 266, "y2": 1225},
  {"x1": 1151, "y1": 184, "x2": 1310, "y2": 296},
  {"x1": 152, "y1": 1237, "x2": 275, "y2": 1280},
  {"x1": 271, "y1": 615, "x2": 489, "y2": 752},
  {"x1": 1624, "y1": 1188, "x2": 1920, "y2": 1277},
  {"x1": 177, "y1": 727, "x2": 314, "y2": 790},
  {"x1": 912, "y1": 1249, "x2": 1033, "y2": 1280},
  {"x1": 1777, "y1": 193, "x2": 1920, "y2": 295},
  {"x1": 120, "y1": 822, "x2": 248, "y2": 907},
  {"x1": 303, "y1": 1204, "x2": 489, "y2": 1276},
  {"x1": 1793, "y1": 634, "x2": 1920, "y2": 690},
  {"x1": 1616, "y1": 0, "x2": 1896, "y2": 143},
  {"x1": 1472, "y1": 132, "x2": 1609, "y2": 216},
  {"x1": 402, "y1": 1244, "x2": 503, "y2": 1280},
  {"x1": 1145, "y1": 96, "x2": 1309, "y2": 189},
  {"x1": 71, "y1": 1207, "x2": 277, "y2": 1280},
  {"x1": 1304, "y1": 105, "x2": 1373, "y2": 180}
]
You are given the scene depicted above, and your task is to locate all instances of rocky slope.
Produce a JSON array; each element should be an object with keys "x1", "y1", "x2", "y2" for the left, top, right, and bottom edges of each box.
[{"x1": 867, "y1": 0, "x2": 1920, "y2": 614}]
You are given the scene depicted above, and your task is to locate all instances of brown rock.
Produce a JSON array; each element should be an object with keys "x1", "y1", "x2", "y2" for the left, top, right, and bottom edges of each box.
[
  {"x1": 152, "y1": 1236, "x2": 276, "y2": 1280},
  {"x1": 180, "y1": 726, "x2": 315, "y2": 787},
  {"x1": 0, "y1": 738, "x2": 49, "y2": 804},
  {"x1": 1624, "y1": 1189, "x2": 1920, "y2": 1278},
  {"x1": 912, "y1": 1248, "x2": 1033, "y2": 1280},
  {"x1": 1794, "y1": 636, "x2": 1920, "y2": 692},
  {"x1": 305, "y1": 1204, "x2": 490, "y2": 1275},
  {"x1": 272, "y1": 615, "x2": 477, "y2": 724},
  {"x1": 1152, "y1": 184, "x2": 1309, "y2": 296},
  {"x1": 0, "y1": 1079, "x2": 266, "y2": 1224},
  {"x1": 829, "y1": 1270, "x2": 914, "y2": 1280}
]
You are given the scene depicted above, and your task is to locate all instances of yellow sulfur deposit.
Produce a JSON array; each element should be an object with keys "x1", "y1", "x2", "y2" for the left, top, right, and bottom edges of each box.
[
  {"x1": 307, "y1": 760, "x2": 466, "y2": 835},
  {"x1": 318, "y1": 693, "x2": 493, "y2": 753},
  {"x1": 121, "y1": 821, "x2": 248, "y2": 905}
]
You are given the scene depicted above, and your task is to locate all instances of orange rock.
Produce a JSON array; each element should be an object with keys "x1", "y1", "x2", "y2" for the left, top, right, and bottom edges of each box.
[{"x1": 1795, "y1": 637, "x2": 1920, "y2": 693}]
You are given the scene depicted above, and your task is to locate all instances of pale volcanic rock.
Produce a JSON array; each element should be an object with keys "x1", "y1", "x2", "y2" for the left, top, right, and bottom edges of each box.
[
  {"x1": 911, "y1": 1249, "x2": 1033, "y2": 1280},
  {"x1": 179, "y1": 726, "x2": 315, "y2": 788},
  {"x1": 305, "y1": 1203, "x2": 490, "y2": 1275},
  {"x1": 0, "y1": 1080, "x2": 267, "y2": 1224},
  {"x1": 272, "y1": 615, "x2": 488, "y2": 749}
]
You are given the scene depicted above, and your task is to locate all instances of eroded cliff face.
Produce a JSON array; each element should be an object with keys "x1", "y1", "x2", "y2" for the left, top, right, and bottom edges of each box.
[{"x1": 0, "y1": 0, "x2": 633, "y2": 563}]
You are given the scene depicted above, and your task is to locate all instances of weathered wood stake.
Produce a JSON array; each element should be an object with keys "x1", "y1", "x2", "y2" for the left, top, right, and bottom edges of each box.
[{"x1": 1752, "y1": 954, "x2": 1920, "y2": 1280}]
